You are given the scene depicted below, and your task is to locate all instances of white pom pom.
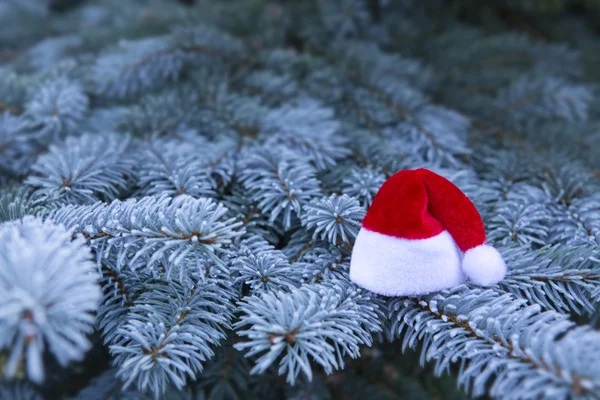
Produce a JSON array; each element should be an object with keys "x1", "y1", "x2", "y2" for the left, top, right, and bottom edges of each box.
[{"x1": 462, "y1": 244, "x2": 506, "y2": 286}]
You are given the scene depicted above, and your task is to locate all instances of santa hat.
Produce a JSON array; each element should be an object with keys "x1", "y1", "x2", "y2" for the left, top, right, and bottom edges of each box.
[{"x1": 349, "y1": 168, "x2": 506, "y2": 296}]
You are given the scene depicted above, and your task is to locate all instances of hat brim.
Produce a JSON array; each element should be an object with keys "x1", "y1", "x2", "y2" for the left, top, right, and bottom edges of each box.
[{"x1": 350, "y1": 228, "x2": 466, "y2": 296}]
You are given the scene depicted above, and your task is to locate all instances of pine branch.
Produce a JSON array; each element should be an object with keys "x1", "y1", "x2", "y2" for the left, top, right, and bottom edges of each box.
[
  {"x1": 110, "y1": 277, "x2": 235, "y2": 394},
  {"x1": 235, "y1": 282, "x2": 383, "y2": 385},
  {"x1": 500, "y1": 245, "x2": 600, "y2": 314},
  {"x1": 0, "y1": 217, "x2": 100, "y2": 384},
  {"x1": 388, "y1": 287, "x2": 600, "y2": 399},
  {"x1": 49, "y1": 195, "x2": 244, "y2": 281}
]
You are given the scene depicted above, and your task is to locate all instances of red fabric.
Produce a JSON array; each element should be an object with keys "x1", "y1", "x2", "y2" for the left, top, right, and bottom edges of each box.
[{"x1": 361, "y1": 168, "x2": 486, "y2": 252}]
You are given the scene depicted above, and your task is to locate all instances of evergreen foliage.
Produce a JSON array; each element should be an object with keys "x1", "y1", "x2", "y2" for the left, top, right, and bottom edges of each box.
[{"x1": 1, "y1": 0, "x2": 600, "y2": 399}]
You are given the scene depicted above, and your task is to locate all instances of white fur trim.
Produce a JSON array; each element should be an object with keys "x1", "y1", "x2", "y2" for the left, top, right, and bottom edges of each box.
[
  {"x1": 350, "y1": 229, "x2": 465, "y2": 296},
  {"x1": 462, "y1": 244, "x2": 506, "y2": 286}
]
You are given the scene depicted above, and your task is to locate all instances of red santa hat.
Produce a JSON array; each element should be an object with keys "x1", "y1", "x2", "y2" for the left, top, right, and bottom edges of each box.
[{"x1": 349, "y1": 168, "x2": 506, "y2": 296}]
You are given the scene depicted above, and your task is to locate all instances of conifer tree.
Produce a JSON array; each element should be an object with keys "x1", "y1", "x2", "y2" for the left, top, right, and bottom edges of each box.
[{"x1": 1, "y1": 1, "x2": 599, "y2": 399}]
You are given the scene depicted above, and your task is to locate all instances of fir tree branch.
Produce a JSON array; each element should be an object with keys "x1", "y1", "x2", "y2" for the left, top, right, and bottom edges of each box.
[{"x1": 388, "y1": 288, "x2": 600, "y2": 399}]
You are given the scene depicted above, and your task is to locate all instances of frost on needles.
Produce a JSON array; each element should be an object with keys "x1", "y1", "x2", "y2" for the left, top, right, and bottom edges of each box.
[
  {"x1": 0, "y1": 0, "x2": 600, "y2": 399},
  {"x1": 0, "y1": 217, "x2": 100, "y2": 384}
]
